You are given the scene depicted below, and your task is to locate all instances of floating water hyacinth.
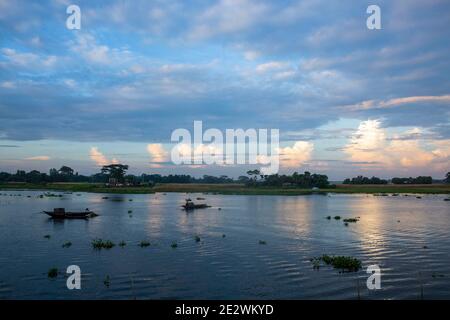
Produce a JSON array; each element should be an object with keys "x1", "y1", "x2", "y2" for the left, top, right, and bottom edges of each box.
[
  {"x1": 47, "y1": 268, "x2": 58, "y2": 278},
  {"x1": 92, "y1": 239, "x2": 115, "y2": 250},
  {"x1": 104, "y1": 275, "x2": 110, "y2": 287},
  {"x1": 62, "y1": 241, "x2": 72, "y2": 248},
  {"x1": 139, "y1": 241, "x2": 150, "y2": 247},
  {"x1": 311, "y1": 255, "x2": 362, "y2": 272}
]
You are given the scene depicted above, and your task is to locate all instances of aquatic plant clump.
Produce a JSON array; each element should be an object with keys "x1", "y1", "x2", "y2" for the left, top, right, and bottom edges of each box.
[
  {"x1": 139, "y1": 241, "x2": 150, "y2": 247},
  {"x1": 321, "y1": 255, "x2": 362, "y2": 272},
  {"x1": 48, "y1": 268, "x2": 58, "y2": 278},
  {"x1": 311, "y1": 255, "x2": 362, "y2": 272},
  {"x1": 62, "y1": 241, "x2": 72, "y2": 248},
  {"x1": 343, "y1": 218, "x2": 359, "y2": 223},
  {"x1": 92, "y1": 238, "x2": 115, "y2": 250},
  {"x1": 104, "y1": 275, "x2": 110, "y2": 287}
]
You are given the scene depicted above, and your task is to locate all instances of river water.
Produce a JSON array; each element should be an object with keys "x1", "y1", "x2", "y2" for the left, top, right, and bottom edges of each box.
[{"x1": 0, "y1": 190, "x2": 449, "y2": 299}]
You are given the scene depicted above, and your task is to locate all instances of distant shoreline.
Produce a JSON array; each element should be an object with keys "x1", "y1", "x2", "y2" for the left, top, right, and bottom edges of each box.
[{"x1": 1, "y1": 182, "x2": 449, "y2": 195}]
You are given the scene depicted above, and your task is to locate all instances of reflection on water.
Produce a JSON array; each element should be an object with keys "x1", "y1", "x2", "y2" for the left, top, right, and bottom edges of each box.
[{"x1": 0, "y1": 190, "x2": 449, "y2": 299}]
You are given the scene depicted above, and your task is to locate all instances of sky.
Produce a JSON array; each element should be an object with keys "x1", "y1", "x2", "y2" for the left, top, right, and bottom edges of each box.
[{"x1": 0, "y1": 0, "x2": 449, "y2": 179}]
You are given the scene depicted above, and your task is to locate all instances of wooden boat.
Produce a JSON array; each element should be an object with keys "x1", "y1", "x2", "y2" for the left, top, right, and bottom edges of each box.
[
  {"x1": 182, "y1": 200, "x2": 211, "y2": 210},
  {"x1": 43, "y1": 208, "x2": 95, "y2": 219}
]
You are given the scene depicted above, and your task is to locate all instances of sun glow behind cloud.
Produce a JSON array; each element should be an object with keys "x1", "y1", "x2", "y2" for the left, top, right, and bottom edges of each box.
[
  {"x1": 89, "y1": 147, "x2": 119, "y2": 167},
  {"x1": 344, "y1": 120, "x2": 450, "y2": 172}
]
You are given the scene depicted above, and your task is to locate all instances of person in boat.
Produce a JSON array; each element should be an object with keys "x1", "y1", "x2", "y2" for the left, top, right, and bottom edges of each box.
[
  {"x1": 184, "y1": 199, "x2": 194, "y2": 208},
  {"x1": 183, "y1": 199, "x2": 209, "y2": 210}
]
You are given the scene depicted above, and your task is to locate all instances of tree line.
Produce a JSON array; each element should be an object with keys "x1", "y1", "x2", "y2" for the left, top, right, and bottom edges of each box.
[
  {"x1": 1, "y1": 165, "x2": 449, "y2": 187},
  {"x1": 0, "y1": 165, "x2": 236, "y2": 185},
  {"x1": 240, "y1": 170, "x2": 331, "y2": 188},
  {"x1": 343, "y1": 176, "x2": 388, "y2": 185},
  {"x1": 0, "y1": 165, "x2": 329, "y2": 188},
  {"x1": 343, "y1": 174, "x2": 450, "y2": 185}
]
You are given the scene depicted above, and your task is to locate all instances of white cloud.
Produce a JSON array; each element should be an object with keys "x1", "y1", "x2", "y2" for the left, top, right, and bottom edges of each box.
[
  {"x1": 1, "y1": 48, "x2": 38, "y2": 66},
  {"x1": 344, "y1": 119, "x2": 450, "y2": 170},
  {"x1": 255, "y1": 61, "x2": 287, "y2": 73},
  {"x1": 243, "y1": 50, "x2": 260, "y2": 61},
  {"x1": 89, "y1": 147, "x2": 118, "y2": 166},
  {"x1": 25, "y1": 156, "x2": 50, "y2": 161},
  {"x1": 189, "y1": 0, "x2": 268, "y2": 40},
  {"x1": 343, "y1": 95, "x2": 450, "y2": 111},
  {"x1": 1, "y1": 47, "x2": 58, "y2": 68},
  {"x1": 147, "y1": 143, "x2": 169, "y2": 167},
  {"x1": 0, "y1": 81, "x2": 15, "y2": 89},
  {"x1": 70, "y1": 33, "x2": 132, "y2": 65},
  {"x1": 278, "y1": 141, "x2": 313, "y2": 168},
  {"x1": 30, "y1": 36, "x2": 42, "y2": 47},
  {"x1": 63, "y1": 79, "x2": 77, "y2": 88}
]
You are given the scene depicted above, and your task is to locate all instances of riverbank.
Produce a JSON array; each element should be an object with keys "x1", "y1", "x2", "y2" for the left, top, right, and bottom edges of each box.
[{"x1": 1, "y1": 182, "x2": 449, "y2": 195}]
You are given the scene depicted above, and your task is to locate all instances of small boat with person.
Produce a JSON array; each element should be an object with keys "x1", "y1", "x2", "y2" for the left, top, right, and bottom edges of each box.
[
  {"x1": 182, "y1": 199, "x2": 211, "y2": 211},
  {"x1": 43, "y1": 208, "x2": 97, "y2": 219}
]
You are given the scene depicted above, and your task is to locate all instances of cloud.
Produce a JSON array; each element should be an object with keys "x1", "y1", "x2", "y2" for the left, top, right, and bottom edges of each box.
[
  {"x1": 243, "y1": 50, "x2": 260, "y2": 61},
  {"x1": 25, "y1": 156, "x2": 50, "y2": 161},
  {"x1": 344, "y1": 120, "x2": 450, "y2": 171},
  {"x1": 0, "y1": 144, "x2": 19, "y2": 148},
  {"x1": 70, "y1": 34, "x2": 110, "y2": 64},
  {"x1": 89, "y1": 147, "x2": 118, "y2": 166},
  {"x1": 0, "y1": 81, "x2": 15, "y2": 89},
  {"x1": 189, "y1": 0, "x2": 268, "y2": 40},
  {"x1": 69, "y1": 33, "x2": 132, "y2": 65},
  {"x1": 1, "y1": 48, "x2": 39, "y2": 66},
  {"x1": 343, "y1": 95, "x2": 450, "y2": 111},
  {"x1": 255, "y1": 61, "x2": 287, "y2": 73},
  {"x1": 147, "y1": 143, "x2": 169, "y2": 167},
  {"x1": 278, "y1": 141, "x2": 313, "y2": 168},
  {"x1": 169, "y1": 143, "x2": 224, "y2": 167},
  {"x1": 63, "y1": 79, "x2": 77, "y2": 88}
]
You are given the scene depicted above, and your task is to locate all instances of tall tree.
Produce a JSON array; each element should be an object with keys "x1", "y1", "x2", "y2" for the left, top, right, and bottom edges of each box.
[
  {"x1": 101, "y1": 164, "x2": 129, "y2": 183},
  {"x1": 59, "y1": 166, "x2": 74, "y2": 175}
]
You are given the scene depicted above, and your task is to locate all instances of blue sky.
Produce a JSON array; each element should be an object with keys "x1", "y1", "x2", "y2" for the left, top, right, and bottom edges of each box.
[{"x1": 0, "y1": 0, "x2": 449, "y2": 179}]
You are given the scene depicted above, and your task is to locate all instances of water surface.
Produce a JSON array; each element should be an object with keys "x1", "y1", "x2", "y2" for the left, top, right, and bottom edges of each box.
[{"x1": 0, "y1": 191, "x2": 449, "y2": 299}]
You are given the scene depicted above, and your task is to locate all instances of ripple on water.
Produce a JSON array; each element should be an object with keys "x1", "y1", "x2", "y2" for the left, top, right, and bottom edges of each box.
[{"x1": 1, "y1": 191, "x2": 450, "y2": 299}]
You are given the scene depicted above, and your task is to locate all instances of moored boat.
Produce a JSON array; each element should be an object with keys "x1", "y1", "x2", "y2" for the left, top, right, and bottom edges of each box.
[{"x1": 43, "y1": 208, "x2": 96, "y2": 219}]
